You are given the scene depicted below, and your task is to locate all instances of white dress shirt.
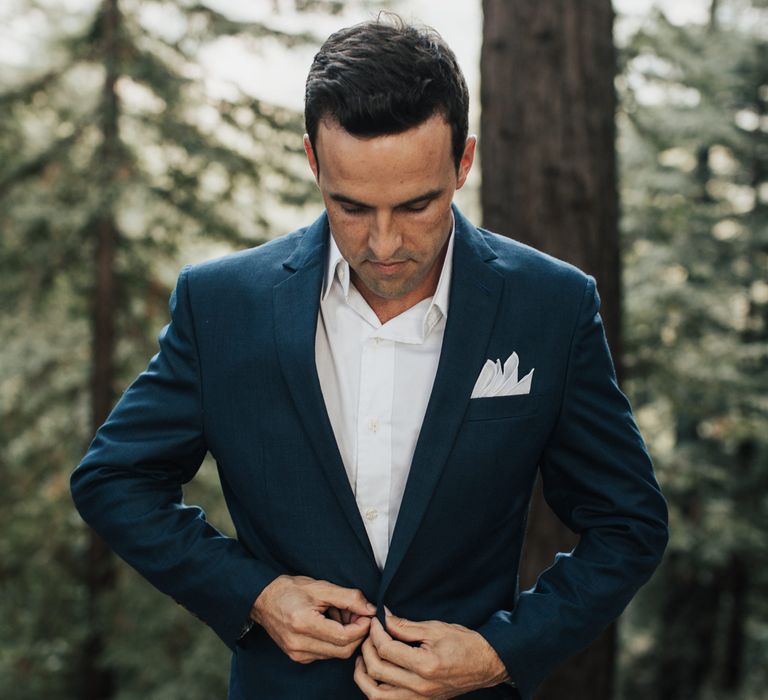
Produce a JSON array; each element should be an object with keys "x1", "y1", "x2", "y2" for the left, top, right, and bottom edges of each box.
[{"x1": 315, "y1": 225, "x2": 454, "y2": 570}]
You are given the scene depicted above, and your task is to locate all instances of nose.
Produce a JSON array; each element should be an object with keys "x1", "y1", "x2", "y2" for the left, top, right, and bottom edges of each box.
[{"x1": 368, "y1": 211, "x2": 402, "y2": 261}]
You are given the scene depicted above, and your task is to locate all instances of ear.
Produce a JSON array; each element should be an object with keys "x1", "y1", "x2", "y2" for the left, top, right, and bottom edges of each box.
[
  {"x1": 456, "y1": 135, "x2": 477, "y2": 190},
  {"x1": 304, "y1": 134, "x2": 320, "y2": 183}
]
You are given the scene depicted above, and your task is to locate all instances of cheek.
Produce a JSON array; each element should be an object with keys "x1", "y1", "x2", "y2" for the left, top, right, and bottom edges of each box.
[
  {"x1": 328, "y1": 219, "x2": 369, "y2": 258},
  {"x1": 403, "y1": 217, "x2": 449, "y2": 257}
]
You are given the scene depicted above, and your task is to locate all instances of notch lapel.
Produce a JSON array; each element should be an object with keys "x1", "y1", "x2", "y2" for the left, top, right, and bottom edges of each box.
[
  {"x1": 379, "y1": 210, "x2": 505, "y2": 599},
  {"x1": 272, "y1": 214, "x2": 376, "y2": 565}
]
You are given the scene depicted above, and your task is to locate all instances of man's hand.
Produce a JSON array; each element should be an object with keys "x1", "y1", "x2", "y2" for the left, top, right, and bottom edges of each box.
[
  {"x1": 251, "y1": 574, "x2": 376, "y2": 664},
  {"x1": 354, "y1": 610, "x2": 509, "y2": 699}
]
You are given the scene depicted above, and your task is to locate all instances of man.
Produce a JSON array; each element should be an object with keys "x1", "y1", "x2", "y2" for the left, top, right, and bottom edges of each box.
[{"x1": 71, "y1": 15, "x2": 668, "y2": 700}]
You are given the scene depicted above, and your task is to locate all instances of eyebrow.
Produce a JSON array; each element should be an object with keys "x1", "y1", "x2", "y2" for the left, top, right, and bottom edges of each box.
[{"x1": 328, "y1": 188, "x2": 445, "y2": 209}]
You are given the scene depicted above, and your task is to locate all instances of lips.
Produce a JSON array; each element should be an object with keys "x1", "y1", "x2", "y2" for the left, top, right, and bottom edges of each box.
[{"x1": 370, "y1": 260, "x2": 407, "y2": 274}]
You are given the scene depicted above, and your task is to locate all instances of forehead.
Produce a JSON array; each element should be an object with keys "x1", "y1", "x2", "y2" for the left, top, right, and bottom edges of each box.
[{"x1": 314, "y1": 115, "x2": 454, "y2": 200}]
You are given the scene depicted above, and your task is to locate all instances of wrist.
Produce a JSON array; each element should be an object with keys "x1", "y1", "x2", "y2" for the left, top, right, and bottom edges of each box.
[
  {"x1": 251, "y1": 574, "x2": 291, "y2": 625},
  {"x1": 475, "y1": 630, "x2": 511, "y2": 687}
]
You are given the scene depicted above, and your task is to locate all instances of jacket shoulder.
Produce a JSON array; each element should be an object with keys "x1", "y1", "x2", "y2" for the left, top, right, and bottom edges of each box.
[
  {"x1": 179, "y1": 227, "x2": 312, "y2": 302},
  {"x1": 194, "y1": 228, "x2": 305, "y2": 277},
  {"x1": 480, "y1": 228, "x2": 592, "y2": 292}
]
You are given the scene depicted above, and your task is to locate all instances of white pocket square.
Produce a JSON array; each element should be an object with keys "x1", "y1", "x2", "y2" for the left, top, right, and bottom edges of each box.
[{"x1": 471, "y1": 352, "x2": 534, "y2": 399}]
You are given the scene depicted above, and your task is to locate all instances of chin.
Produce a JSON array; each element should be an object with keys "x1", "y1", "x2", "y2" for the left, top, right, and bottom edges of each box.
[{"x1": 368, "y1": 285, "x2": 409, "y2": 301}]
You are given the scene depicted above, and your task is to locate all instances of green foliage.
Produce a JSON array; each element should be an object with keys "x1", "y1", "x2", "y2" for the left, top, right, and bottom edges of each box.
[{"x1": 617, "y1": 2, "x2": 768, "y2": 698}]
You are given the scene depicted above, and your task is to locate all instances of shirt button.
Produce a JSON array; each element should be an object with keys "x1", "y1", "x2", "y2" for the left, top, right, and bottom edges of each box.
[
  {"x1": 368, "y1": 418, "x2": 379, "y2": 433},
  {"x1": 364, "y1": 508, "x2": 379, "y2": 521}
]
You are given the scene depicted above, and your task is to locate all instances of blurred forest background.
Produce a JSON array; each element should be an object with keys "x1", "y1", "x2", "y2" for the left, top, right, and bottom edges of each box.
[{"x1": 0, "y1": 0, "x2": 766, "y2": 699}]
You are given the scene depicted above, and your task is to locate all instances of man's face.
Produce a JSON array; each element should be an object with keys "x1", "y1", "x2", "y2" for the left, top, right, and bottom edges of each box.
[{"x1": 304, "y1": 114, "x2": 475, "y2": 312}]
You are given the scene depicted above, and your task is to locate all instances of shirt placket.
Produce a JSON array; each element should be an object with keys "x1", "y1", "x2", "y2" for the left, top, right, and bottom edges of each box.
[{"x1": 356, "y1": 333, "x2": 394, "y2": 570}]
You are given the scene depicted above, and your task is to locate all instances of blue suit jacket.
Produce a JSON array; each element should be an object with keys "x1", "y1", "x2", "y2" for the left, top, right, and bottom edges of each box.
[{"x1": 71, "y1": 207, "x2": 668, "y2": 699}]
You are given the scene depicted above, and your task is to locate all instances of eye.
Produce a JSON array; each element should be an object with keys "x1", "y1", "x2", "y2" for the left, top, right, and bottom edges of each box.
[
  {"x1": 340, "y1": 204, "x2": 366, "y2": 215},
  {"x1": 402, "y1": 201, "x2": 431, "y2": 213}
]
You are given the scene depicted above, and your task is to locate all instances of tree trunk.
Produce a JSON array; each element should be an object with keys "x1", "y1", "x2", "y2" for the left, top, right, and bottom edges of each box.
[
  {"x1": 720, "y1": 553, "x2": 747, "y2": 692},
  {"x1": 81, "y1": 1, "x2": 121, "y2": 698},
  {"x1": 480, "y1": 1, "x2": 620, "y2": 698},
  {"x1": 708, "y1": 0, "x2": 720, "y2": 33}
]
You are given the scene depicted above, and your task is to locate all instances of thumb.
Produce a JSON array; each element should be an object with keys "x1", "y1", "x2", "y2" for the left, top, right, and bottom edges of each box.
[
  {"x1": 383, "y1": 608, "x2": 430, "y2": 644},
  {"x1": 317, "y1": 582, "x2": 376, "y2": 617}
]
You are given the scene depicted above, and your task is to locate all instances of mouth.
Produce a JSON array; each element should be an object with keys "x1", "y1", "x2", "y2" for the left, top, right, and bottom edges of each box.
[{"x1": 369, "y1": 260, "x2": 408, "y2": 275}]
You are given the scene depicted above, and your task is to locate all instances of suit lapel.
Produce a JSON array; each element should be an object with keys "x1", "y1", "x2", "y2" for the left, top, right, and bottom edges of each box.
[
  {"x1": 272, "y1": 214, "x2": 376, "y2": 565},
  {"x1": 379, "y1": 209, "x2": 504, "y2": 599}
]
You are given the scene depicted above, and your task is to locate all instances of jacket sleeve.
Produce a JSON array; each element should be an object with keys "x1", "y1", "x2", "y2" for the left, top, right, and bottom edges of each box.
[
  {"x1": 476, "y1": 276, "x2": 669, "y2": 700},
  {"x1": 70, "y1": 266, "x2": 282, "y2": 649}
]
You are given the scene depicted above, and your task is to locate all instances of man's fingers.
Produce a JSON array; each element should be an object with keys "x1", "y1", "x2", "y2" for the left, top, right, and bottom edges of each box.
[
  {"x1": 383, "y1": 609, "x2": 432, "y2": 644},
  {"x1": 301, "y1": 608, "x2": 372, "y2": 647},
  {"x1": 341, "y1": 609, "x2": 359, "y2": 625},
  {"x1": 370, "y1": 617, "x2": 425, "y2": 672},
  {"x1": 362, "y1": 635, "x2": 406, "y2": 682},
  {"x1": 335, "y1": 613, "x2": 374, "y2": 642},
  {"x1": 354, "y1": 656, "x2": 415, "y2": 699},
  {"x1": 354, "y1": 655, "x2": 383, "y2": 697},
  {"x1": 327, "y1": 608, "x2": 362, "y2": 625},
  {"x1": 315, "y1": 580, "x2": 377, "y2": 617},
  {"x1": 361, "y1": 634, "x2": 437, "y2": 695},
  {"x1": 282, "y1": 617, "x2": 368, "y2": 661},
  {"x1": 284, "y1": 633, "x2": 364, "y2": 664},
  {"x1": 254, "y1": 575, "x2": 376, "y2": 664}
]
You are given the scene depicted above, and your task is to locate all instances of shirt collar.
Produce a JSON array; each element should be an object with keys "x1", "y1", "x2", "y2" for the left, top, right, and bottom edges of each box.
[
  {"x1": 321, "y1": 213, "x2": 455, "y2": 329},
  {"x1": 322, "y1": 233, "x2": 351, "y2": 302}
]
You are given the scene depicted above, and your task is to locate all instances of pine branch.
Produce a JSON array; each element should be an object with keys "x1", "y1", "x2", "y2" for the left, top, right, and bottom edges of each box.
[
  {"x1": 0, "y1": 125, "x2": 88, "y2": 200},
  {"x1": 122, "y1": 41, "x2": 191, "y2": 105},
  {"x1": 0, "y1": 66, "x2": 73, "y2": 107},
  {"x1": 147, "y1": 183, "x2": 269, "y2": 245},
  {"x1": 182, "y1": 4, "x2": 320, "y2": 46}
]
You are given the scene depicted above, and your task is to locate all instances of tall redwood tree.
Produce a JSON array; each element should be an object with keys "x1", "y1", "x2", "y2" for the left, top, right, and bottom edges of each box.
[{"x1": 480, "y1": 1, "x2": 620, "y2": 698}]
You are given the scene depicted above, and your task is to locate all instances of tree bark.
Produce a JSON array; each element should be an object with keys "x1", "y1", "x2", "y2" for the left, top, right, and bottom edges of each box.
[
  {"x1": 708, "y1": 0, "x2": 720, "y2": 33},
  {"x1": 81, "y1": 1, "x2": 121, "y2": 698},
  {"x1": 720, "y1": 553, "x2": 747, "y2": 692},
  {"x1": 480, "y1": 1, "x2": 620, "y2": 698}
]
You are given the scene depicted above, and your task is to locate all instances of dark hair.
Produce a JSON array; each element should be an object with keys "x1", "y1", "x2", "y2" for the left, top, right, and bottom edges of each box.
[{"x1": 304, "y1": 13, "x2": 469, "y2": 171}]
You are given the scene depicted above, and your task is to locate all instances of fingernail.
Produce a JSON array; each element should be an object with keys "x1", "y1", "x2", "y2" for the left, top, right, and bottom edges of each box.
[
  {"x1": 366, "y1": 603, "x2": 376, "y2": 613},
  {"x1": 384, "y1": 606, "x2": 393, "y2": 617}
]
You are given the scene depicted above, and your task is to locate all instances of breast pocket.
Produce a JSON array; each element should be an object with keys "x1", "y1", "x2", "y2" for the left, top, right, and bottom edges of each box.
[{"x1": 464, "y1": 393, "x2": 542, "y2": 421}]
